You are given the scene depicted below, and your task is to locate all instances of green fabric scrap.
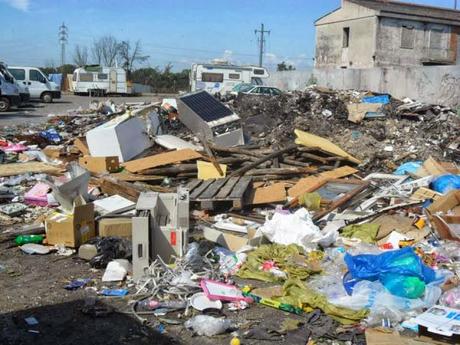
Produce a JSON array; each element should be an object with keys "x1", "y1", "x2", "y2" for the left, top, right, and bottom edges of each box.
[
  {"x1": 237, "y1": 244, "x2": 319, "y2": 283},
  {"x1": 341, "y1": 223, "x2": 380, "y2": 243},
  {"x1": 298, "y1": 192, "x2": 321, "y2": 211},
  {"x1": 276, "y1": 279, "x2": 369, "y2": 325}
]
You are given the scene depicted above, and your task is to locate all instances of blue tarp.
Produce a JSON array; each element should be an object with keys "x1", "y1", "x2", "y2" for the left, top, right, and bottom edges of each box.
[{"x1": 362, "y1": 95, "x2": 390, "y2": 104}]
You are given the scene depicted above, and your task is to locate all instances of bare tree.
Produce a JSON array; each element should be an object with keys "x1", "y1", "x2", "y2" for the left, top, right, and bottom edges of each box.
[
  {"x1": 73, "y1": 45, "x2": 88, "y2": 66},
  {"x1": 91, "y1": 36, "x2": 119, "y2": 66},
  {"x1": 118, "y1": 40, "x2": 149, "y2": 76}
]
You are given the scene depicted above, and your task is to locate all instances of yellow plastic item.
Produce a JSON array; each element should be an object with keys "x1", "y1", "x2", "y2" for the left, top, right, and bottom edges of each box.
[{"x1": 230, "y1": 337, "x2": 241, "y2": 345}]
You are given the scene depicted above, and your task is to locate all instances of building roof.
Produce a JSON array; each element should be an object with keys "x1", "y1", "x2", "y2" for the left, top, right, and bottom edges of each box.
[{"x1": 348, "y1": 0, "x2": 460, "y2": 23}]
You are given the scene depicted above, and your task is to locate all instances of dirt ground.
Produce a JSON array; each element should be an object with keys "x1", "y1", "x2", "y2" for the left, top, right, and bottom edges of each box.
[
  {"x1": 0, "y1": 94, "x2": 171, "y2": 126},
  {"x1": 0, "y1": 240, "x2": 309, "y2": 345}
]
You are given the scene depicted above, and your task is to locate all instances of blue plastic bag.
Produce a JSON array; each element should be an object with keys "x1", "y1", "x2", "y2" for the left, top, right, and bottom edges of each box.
[
  {"x1": 40, "y1": 128, "x2": 62, "y2": 144},
  {"x1": 431, "y1": 174, "x2": 460, "y2": 194},
  {"x1": 344, "y1": 247, "x2": 436, "y2": 299},
  {"x1": 362, "y1": 95, "x2": 390, "y2": 104},
  {"x1": 394, "y1": 161, "x2": 422, "y2": 175}
]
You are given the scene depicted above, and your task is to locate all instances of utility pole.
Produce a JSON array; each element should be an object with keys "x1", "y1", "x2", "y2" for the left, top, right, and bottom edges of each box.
[
  {"x1": 455, "y1": 0, "x2": 458, "y2": 9},
  {"x1": 255, "y1": 23, "x2": 270, "y2": 67},
  {"x1": 58, "y1": 22, "x2": 68, "y2": 68}
]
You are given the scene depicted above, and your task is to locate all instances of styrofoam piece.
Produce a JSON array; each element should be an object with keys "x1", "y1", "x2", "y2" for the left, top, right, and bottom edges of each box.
[
  {"x1": 102, "y1": 259, "x2": 131, "y2": 282},
  {"x1": 93, "y1": 194, "x2": 135, "y2": 215},
  {"x1": 154, "y1": 134, "x2": 203, "y2": 151}
]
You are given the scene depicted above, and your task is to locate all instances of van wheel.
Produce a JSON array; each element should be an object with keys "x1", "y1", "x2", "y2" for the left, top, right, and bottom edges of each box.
[
  {"x1": 41, "y1": 92, "x2": 53, "y2": 103},
  {"x1": 0, "y1": 97, "x2": 10, "y2": 112}
]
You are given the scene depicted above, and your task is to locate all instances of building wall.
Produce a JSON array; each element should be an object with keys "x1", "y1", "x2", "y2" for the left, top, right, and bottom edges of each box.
[
  {"x1": 316, "y1": 16, "x2": 377, "y2": 68},
  {"x1": 376, "y1": 17, "x2": 455, "y2": 66},
  {"x1": 266, "y1": 67, "x2": 460, "y2": 107}
]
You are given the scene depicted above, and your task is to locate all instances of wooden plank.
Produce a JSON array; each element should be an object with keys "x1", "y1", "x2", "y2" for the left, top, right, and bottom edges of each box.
[
  {"x1": 228, "y1": 176, "x2": 253, "y2": 199},
  {"x1": 215, "y1": 177, "x2": 240, "y2": 199},
  {"x1": 122, "y1": 149, "x2": 202, "y2": 173},
  {"x1": 99, "y1": 177, "x2": 141, "y2": 202},
  {"x1": 186, "y1": 179, "x2": 203, "y2": 192},
  {"x1": 190, "y1": 179, "x2": 215, "y2": 199},
  {"x1": 0, "y1": 162, "x2": 63, "y2": 177},
  {"x1": 288, "y1": 166, "x2": 359, "y2": 198},
  {"x1": 111, "y1": 172, "x2": 163, "y2": 182},
  {"x1": 199, "y1": 178, "x2": 229, "y2": 199}
]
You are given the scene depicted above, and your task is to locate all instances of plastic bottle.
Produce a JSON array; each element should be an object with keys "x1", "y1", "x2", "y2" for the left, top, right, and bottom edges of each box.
[
  {"x1": 137, "y1": 300, "x2": 160, "y2": 311},
  {"x1": 15, "y1": 235, "x2": 44, "y2": 246}
]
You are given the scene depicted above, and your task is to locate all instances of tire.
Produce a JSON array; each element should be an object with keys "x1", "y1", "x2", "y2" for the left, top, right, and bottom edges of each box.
[
  {"x1": 0, "y1": 97, "x2": 10, "y2": 112},
  {"x1": 41, "y1": 92, "x2": 53, "y2": 103}
]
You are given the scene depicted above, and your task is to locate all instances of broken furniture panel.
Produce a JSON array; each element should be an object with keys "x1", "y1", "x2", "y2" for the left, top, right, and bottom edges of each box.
[{"x1": 177, "y1": 90, "x2": 244, "y2": 147}]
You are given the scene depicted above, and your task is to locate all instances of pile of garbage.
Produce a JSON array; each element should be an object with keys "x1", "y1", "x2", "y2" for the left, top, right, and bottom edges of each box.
[
  {"x1": 0, "y1": 89, "x2": 460, "y2": 345},
  {"x1": 230, "y1": 87, "x2": 460, "y2": 173}
]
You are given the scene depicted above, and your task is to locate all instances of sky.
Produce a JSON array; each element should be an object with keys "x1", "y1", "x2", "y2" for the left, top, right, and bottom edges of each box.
[{"x1": 0, "y1": 0, "x2": 458, "y2": 71}]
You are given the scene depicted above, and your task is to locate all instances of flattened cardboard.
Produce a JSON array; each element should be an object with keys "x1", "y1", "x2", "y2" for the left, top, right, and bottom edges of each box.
[
  {"x1": 197, "y1": 160, "x2": 227, "y2": 180},
  {"x1": 74, "y1": 137, "x2": 90, "y2": 156},
  {"x1": 79, "y1": 156, "x2": 119, "y2": 174},
  {"x1": 123, "y1": 149, "x2": 202, "y2": 173},
  {"x1": 250, "y1": 183, "x2": 287, "y2": 205},
  {"x1": 0, "y1": 162, "x2": 62, "y2": 177},
  {"x1": 43, "y1": 145, "x2": 64, "y2": 159},
  {"x1": 347, "y1": 103, "x2": 383, "y2": 124},
  {"x1": 294, "y1": 129, "x2": 361, "y2": 164},
  {"x1": 98, "y1": 218, "x2": 132, "y2": 238},
  {"x1": 416, "y1": 156, "x2": 459, "y2": 177},
  {"x1": 45, "y1": 203, "x2": 95, "y2": 248},
  {"x1": 202, "y1": 226, "x2": 266, "y2": 252},
  {"x1": 428, "y1": 190, "x2": 460, "y2": 215}
]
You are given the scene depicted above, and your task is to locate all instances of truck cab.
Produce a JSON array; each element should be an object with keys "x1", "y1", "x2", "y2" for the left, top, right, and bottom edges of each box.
[
  {"x1": 0, "y1": 72, "x2": 20, "y2": 112},
  {"x1": 8, "y1": 66, "x2": 61, "y2": 103},
  {"x1": 0, "y1": 63, "x2": 29, "y2": 104}
]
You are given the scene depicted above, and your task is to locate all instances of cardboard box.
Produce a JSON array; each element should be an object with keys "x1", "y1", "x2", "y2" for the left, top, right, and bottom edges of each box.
[
  {"x1": 43, "y1": 145, "x2": 64, "y2": 159},
  {"x1": 79, "y1": 156, "x2": 119, "y2": 174},
  {"x1": 413, "y1": 305, "x2": 460, "y2": 344},
  {"x1": 45, "y1": 203, "x2": 95, "y2": 248},
  {"x1": 202, "y1": 226, "x2": 266, "y2": 252},
  {"x1": 74, "y1": 137, "x2": 90, "y2": 156},
  {"x1": 98, "y1": 218, "x2": 132, "y2": 238},
  {"x1": 428, "y1": 191, "x2": 460, "y2": 241}
]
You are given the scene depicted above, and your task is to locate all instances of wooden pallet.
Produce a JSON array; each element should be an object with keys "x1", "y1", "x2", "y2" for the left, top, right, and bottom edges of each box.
[{"x1": 186, "y1": 176, "x2": 253, "y2": 210}]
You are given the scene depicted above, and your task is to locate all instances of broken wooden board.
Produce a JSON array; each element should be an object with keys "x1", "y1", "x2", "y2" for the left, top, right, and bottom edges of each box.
[
  {"x1": 0, "y1": 162, "x2": 63, "y2": 177},
  {"x1": 110, "y1": 172, "x2": 164, "y2": 182},
  {"x1": 288, "y1": 166, "x2": 359, "y2": 198},
  {"x1": 294, "y1": 129, "x2": 361, "y2": 164},
  {"x1": 187, "y1": 176, "x2": 253, "y2": 210},
  {"x1": 197, "y1": 160, "x2": 227, "y2": 180},
  {"x1": 73, "y1": 137, "x2": 90, "y2": 156},
  {"x1": 122, "y1": 149, "x2": 202, "y2": 173},
  {"x1": 249, "y1": 183, "x2": 287, "y2": 205}
]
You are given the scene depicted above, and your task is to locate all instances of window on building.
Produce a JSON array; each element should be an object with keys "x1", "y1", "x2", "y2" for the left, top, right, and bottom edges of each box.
[
  {"x1": 201, "y1": 72, "x2": 223, "y2": 82},
  {"x1": 430, "y1": 28, "x2": 444, "y2": 50},
  {"x1": 97, "y1": 73, "x2": 108, "y2": 80},
  {"x1": 228, "y1": 73, "x2": 240, "y2": 80},
  {"x1": 343, "y1": 27, "x2": 350, "y2": 48},
  {"x1": 9, "y1": 68, "x2": 25, "y2": 81},
  {"x1": 401, "y1": 25, "x2": 415, "y2": 49},
  {"x1": 79, "y1": 73, "x2": 94, "y2": 82}
]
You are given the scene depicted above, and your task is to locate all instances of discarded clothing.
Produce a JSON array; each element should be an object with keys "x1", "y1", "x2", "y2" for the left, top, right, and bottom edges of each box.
[
  {"x1": 237, "y1": 244, "x2": 321, "y2": 282},
  {"x1": 341, "y1": 223, "x2": 380, "y2": 243}
]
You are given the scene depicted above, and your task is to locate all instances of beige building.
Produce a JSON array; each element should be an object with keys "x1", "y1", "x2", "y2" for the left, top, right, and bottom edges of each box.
[{"x1": 315, "y1": 0, "x2": 460, "y2": 68}]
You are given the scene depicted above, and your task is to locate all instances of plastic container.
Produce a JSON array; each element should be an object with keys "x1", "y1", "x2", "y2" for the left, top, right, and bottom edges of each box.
[{"x1": 15, "y1": 235, "x2": 44, "y2": 246}]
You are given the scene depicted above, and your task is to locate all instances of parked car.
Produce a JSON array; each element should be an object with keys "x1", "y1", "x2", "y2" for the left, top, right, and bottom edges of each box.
[
  {"x1": 240, "y1": 86, "x2": 283, "y2": 96},
  {"x1": 224, "y1": 83, "x2": 255, "y2": 100}
]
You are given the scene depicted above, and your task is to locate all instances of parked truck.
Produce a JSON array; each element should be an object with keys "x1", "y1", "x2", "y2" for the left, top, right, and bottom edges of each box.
[
  {"x1": 0, "y1": 62, "x2": 29, "y2": 105},
  {"x1": 190, "y1": 61, "x2": 269, "y2": 97},
  {"x1": 0, "y1": 64, "x2": 20, "y2": 112},
  {"x1": 72, "y1": 65, "x2": 133, "y2": 96},
  {"x1": 8, "y1": 66, "x2": 61, "y2": 103}
]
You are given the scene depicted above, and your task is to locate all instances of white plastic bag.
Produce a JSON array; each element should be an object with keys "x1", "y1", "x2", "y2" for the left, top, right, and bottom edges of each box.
[{"x1": 184, "y1": 315, "x2": 233, "y2": 336}]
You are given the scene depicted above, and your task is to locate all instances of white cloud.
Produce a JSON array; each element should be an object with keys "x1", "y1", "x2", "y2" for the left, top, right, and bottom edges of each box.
[
  {"x1": 2, "y1": 0, "x2": 30, "y2": 11},
  {"x1": 222, "y1": 49, "x2": 233, "y2": 62}
]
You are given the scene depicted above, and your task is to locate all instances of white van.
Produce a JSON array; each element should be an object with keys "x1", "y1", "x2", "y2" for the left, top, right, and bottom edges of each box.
[
  {"x1": 0, "y1": 73, "x2": 20, "y2": 111},
  {"x1": 8, "y1": 66, "x2": 61, "y2": 103},
  {"x1": 190, "y1": 62, "x2": 270, "y2": 96},
  {"x1": 72, "y1": 66, "x2": 132, "y2": 96},
  {"x1": 0, "y1": 62, "x2": 29, "y2": 104}
]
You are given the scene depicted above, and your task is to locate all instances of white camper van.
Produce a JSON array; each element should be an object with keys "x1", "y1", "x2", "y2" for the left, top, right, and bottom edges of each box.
[
  {"x1": 8, "y1": 66, "x2": 61, "y2": 103},
  {"x1": 72, "y1": 66, "x2": 132, "y2": 96},
  {"x1": 190, "y1": 62, "x2": 269, "y2": 96}
]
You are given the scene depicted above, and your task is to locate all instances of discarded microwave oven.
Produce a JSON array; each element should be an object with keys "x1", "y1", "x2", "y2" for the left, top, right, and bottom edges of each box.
[
  {"x1": 177, "y1": 90, "x2": 244, "y2": 147},
  {"x1": 132, "y1": 188, "x2": 189, "y2": 281}
]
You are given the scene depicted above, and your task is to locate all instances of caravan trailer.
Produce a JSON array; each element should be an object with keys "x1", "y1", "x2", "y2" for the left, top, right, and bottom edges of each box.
[
  {"x1": 72, "y1": 66, "x2": 132, "y2": 96},
  {"x1": 190, "y1": 62, "x2": 269, "y2": 96}
]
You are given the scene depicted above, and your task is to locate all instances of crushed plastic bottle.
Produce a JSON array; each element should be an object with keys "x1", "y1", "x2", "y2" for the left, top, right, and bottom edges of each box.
[
  {"x1": 185, "y1": 315, "x2": 234, "y2": 336},
  {"x1": 15, "y1": 235, "x2": 44, "y2": 246}
]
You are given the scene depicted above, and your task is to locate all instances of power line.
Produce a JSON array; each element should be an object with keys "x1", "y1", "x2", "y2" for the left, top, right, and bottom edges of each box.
[
  {"x1": 255, "y1": 23, "x2": 270, "y2": 67},
  {"x1": 58, "y1": 22, "x2": 68, "y2": 67}
]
